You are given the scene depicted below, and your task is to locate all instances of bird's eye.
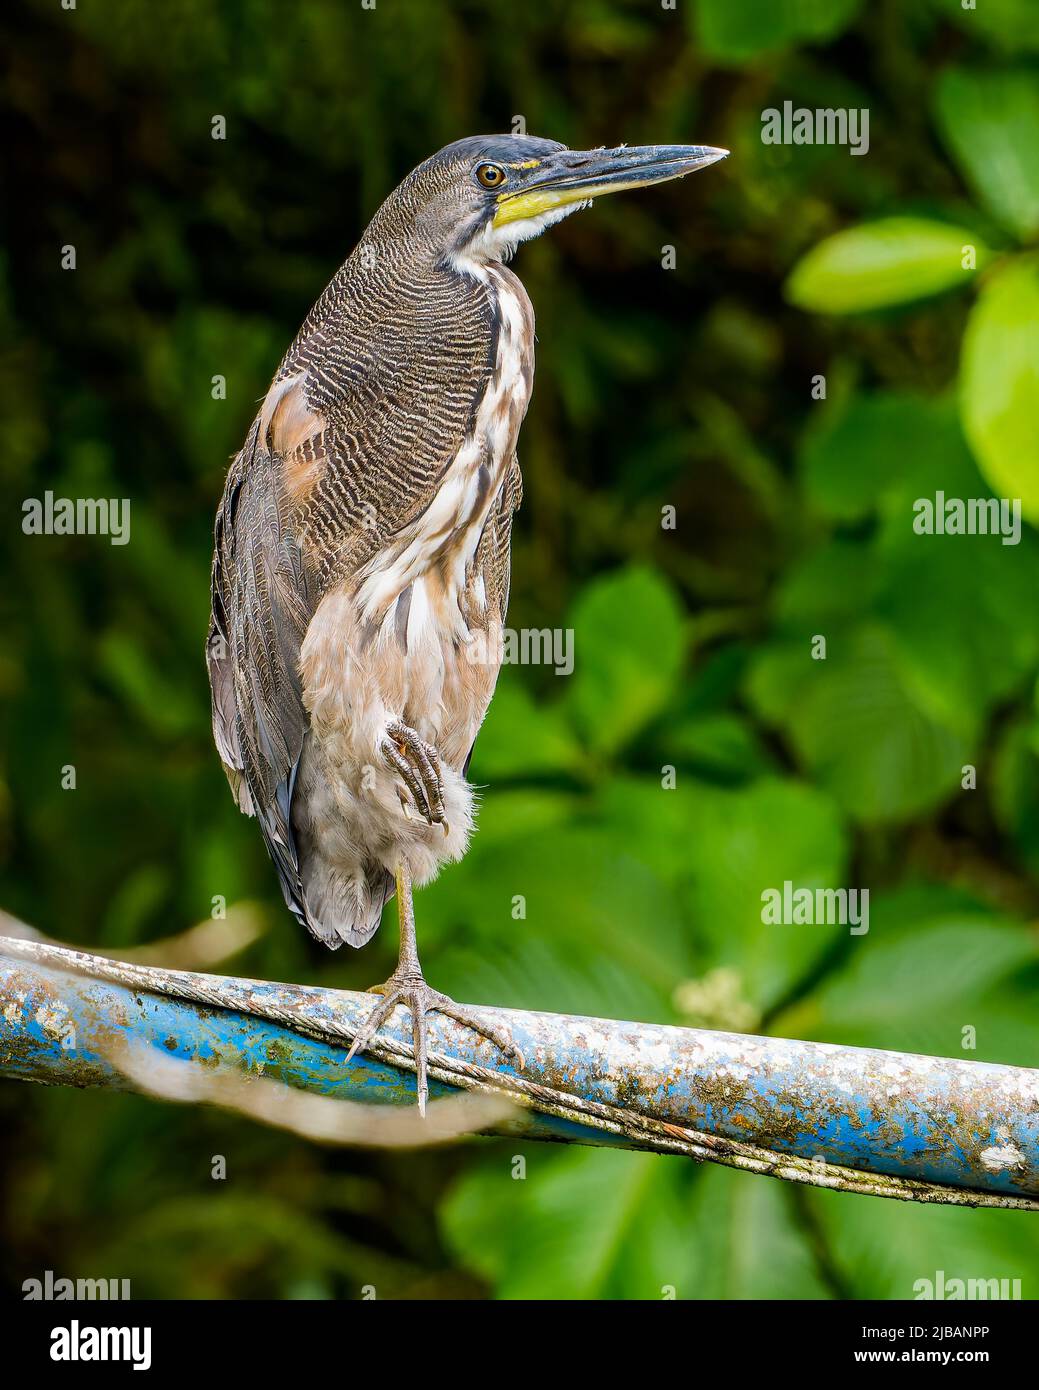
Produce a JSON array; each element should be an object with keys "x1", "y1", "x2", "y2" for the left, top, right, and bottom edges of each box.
[{"x1": 475, "y1": 163, "x2": 507, "y2": 189}]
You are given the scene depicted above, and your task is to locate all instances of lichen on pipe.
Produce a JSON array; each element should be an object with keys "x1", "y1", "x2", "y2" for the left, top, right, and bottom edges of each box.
[{"x1": 1, "y1": 936, "x2": 1037, "y2": 1207}]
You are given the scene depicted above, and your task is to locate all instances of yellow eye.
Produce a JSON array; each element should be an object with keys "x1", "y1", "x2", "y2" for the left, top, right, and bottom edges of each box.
[{"x1": 476, "y1": 163, "x2": 507, "y2": 189}]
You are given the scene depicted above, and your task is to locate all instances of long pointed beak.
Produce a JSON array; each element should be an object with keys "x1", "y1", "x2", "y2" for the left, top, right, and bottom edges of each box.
[{"x1": 493, "y1": 143, "x2": 728, "y2": 227}]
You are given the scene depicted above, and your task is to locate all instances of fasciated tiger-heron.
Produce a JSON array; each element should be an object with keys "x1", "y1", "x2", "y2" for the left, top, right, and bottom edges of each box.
[{"x1": 207, "y1": 135, "x2": 727, "y2": 1110}]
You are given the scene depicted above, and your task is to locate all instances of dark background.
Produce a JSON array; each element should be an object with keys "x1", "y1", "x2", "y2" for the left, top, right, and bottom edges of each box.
[{"x1": 2, "y1": 0, "x2": 1038, "y2": 1298}]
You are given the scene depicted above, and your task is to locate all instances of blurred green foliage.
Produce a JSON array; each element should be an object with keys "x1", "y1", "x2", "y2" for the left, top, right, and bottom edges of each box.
[{"x1": 2, "y1": 0, "x2": 1038, "y2": 1300}]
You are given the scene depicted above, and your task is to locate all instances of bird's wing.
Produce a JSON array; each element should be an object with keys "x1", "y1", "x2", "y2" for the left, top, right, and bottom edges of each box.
[
  {"x1": 461, "y1": 455, "x2": 523, "y2": 777},
  {"x1": 482, "y1": 454, "x2": 523, "y2": 623},
  {"x1": 208, "y1": 409, "x2": 316, "y2": 929}
]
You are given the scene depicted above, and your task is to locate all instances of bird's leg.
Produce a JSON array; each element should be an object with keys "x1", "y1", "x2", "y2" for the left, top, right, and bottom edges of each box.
[
  {"x1": 344, "y1": 861, "x2": 523, "y2": 1115},
  {"x1": 382, "y1": 719, "x2": 445, "y2": 825}
]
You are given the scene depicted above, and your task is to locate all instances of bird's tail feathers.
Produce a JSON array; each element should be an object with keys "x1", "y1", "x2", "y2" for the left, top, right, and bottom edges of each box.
[{"x1": 298, "y1": 859, "x2": 394, "y2": 949}]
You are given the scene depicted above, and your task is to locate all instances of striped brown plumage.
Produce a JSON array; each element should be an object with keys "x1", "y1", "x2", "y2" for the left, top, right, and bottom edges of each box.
[{"x1": 208, "y1": 137, "x2": 549, "y2": 947}]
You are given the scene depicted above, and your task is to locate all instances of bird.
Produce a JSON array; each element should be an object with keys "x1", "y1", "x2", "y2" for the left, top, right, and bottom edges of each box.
[{"x1": 207, "y1": 134, "x2": 728, "y2": 1112}]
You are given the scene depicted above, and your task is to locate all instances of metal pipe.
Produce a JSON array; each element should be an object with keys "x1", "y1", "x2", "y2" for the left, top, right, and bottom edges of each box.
[{"x1": 1, "y1": 938, "x2": 1037, "y2": 1199}]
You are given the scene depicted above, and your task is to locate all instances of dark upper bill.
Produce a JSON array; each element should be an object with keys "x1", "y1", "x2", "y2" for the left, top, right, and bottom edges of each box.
[{"x1": 493, "y1": 144, "x2": 729, "y2": 227}]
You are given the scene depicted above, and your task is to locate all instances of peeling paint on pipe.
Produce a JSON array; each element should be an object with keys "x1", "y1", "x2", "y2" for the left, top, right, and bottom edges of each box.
[{"x1": 1, "y1": 952, "x2": 1037, "y2": 1195}]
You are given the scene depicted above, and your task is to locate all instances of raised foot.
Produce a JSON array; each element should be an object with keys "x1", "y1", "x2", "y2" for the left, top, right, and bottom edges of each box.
[
  {"x1": 382, "y1": 720, "x2": 446, "y2": 828},
  {"x1": 344, "y1": 972, "x2": 524, "y2": 1115}
]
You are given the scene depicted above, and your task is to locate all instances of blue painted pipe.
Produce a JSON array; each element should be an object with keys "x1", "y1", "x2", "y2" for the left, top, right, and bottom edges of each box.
[{"x1": 1, "y1": 944, "x2": 1037, "y2": 1197}]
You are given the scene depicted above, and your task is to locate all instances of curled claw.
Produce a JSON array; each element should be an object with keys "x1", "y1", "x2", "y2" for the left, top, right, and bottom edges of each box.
[
  {"x1": 383, "y1": 738, "x2": 432, "y2": 820},
  {"x1": 382, "y1": 719, "x2": 445, "y2": 825}
]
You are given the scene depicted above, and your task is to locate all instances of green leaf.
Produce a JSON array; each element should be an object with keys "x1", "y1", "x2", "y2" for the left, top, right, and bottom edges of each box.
[
  {"x1": 439, "y1": 931, "x2": 671, "y2": 1027},
  {"x1": 790, "y1": 627, "x2": 971, "y2": 820},
  {"x1": 424, "y1": 819, "x2": 691, "y2": 1018},
  {"x1": 991, "y1": 716, "x2": 1039, "y2": 877},
  {"x1": 694, "y1": 0, "x2": 862, "y2": 64},
  {"x1": 442, "y1": 1147, "x2": 673, "y2": 1299},
  {"x1": 744, "y1": 641, "x2": 816, "y2": 725},
  {"x1": 776, "y1": 540, "x2": 880, "y2": 625},
  {"x1": 780, "y1": 888, "x2": 1038, "y2": 1063},
  {"x1": 565, "y1": 566, "x2": 686, "y2": 755},
  {"x1": 677, "y1": 777, "x2": 849, "y2": 1010},
  {"x1": 467, "y1": 677, "x2": 582, "y2": 781},
  {"x1": 796, "y1": 391, "x2": 1039, "y2": 733},
  {"x1": 960, "y1": 256, "x2": 1039, "y2": 522},
  {"x1": 682, "y1": 1165, "x2": 829, "y2": 1299},
  {"x1": 594, "y1": 774, "x2": 849, "y2": 1018},
  {"x1": 799, "y1": 393, "x2": 979, "y2": 523},
  {"x1": 443, "y1": 1146, "x2": 827, "y2": 1299},
  {"x1": 877, "y1": 538, "x2": 1039, "y2": 735},
  {"x1": 786, "y1": 218, "x2": 988, "y2": 314},
  {"x1": 935, "y1": 67, "x2": 1039, "y2": 242},
  {"x1": 943, "y1": 0, "x2": 1039, "y2": 55},
  {"x1": 808, "y1": 1183, "x2": 1039, "y2": 1301},
  {"x1": 663, "y1": 711, "x2": 773, "y2": 781},
  {"x1": 747, "y1": 626, "x2": 971, "y2": 822}
]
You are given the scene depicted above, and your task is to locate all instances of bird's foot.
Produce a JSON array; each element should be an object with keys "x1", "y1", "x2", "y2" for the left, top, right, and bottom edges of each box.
[
  {"x1": 382, "y1": 720, "x2": 446, "y2": 828},
  {"x1": 344, "y1": 970, "x2": 524, "y2": 1115}
]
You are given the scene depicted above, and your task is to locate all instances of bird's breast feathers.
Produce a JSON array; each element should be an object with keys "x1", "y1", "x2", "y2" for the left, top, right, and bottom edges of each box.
[{"x1": 300, "y1": 262, "x2": 533, "y2": 766}]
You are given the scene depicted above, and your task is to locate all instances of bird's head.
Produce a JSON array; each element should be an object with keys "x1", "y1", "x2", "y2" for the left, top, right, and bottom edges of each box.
[{"x1": 364, "y1": 134, "x2": 728, "y2": 270}]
